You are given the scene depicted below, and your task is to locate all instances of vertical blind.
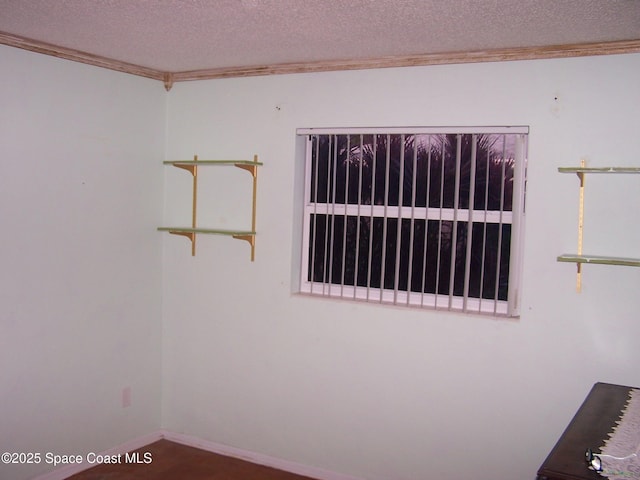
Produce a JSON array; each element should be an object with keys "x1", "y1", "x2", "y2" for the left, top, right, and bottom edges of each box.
[{"x1": 298, "y1": 127, "x2": 528, "y2": 316}]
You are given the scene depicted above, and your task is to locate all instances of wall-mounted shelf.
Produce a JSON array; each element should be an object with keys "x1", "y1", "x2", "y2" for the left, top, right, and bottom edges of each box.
[
  {"x1": 558, "y1": 161, "x2": 640, "y2": 291},
  {"x1": 158, "y1": 155, "x2": 262, "y2": 259},
  {"x1": 557, "y1": 254, "x2": 640, "y2": 267},
  {"x1": 558, "y1": 166, "x2": 640, "y2": 174}
]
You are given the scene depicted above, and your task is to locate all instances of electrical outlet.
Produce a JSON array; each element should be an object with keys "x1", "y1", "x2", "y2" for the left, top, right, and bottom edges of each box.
[{"x1": 122, "y1": 386, "x2": 132, "y2": 408}]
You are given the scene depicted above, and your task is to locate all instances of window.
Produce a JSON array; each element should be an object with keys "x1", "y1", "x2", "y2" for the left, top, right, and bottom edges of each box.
[{"x1": 297, "y1": 127, "x2": 528, "y2": 317}]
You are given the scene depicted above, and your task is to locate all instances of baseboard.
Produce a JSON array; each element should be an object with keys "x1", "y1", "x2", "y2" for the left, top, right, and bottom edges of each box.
[
  {"x1": 33, "y1": 429, "x2": 364, "y2": 480},
  {"x1": 32, "y1": 431, "x2": 164, "y2": 480},
  {"x1": 160, "y1": 430, "x2": 364, "y2": 480}
]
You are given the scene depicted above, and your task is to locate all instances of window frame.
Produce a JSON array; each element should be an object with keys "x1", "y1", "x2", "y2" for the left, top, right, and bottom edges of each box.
[{"x1": 297, "y1": 126, "x2": 528, "y2": 317}]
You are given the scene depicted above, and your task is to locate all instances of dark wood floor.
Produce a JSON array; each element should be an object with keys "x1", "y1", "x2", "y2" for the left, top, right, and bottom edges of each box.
[{"x1": 67, "y1": 439, "x2": 317, "y2": 480}]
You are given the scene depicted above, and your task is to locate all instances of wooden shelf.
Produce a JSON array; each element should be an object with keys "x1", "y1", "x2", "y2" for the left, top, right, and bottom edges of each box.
[
  {"x1": 159, "y1": 155, "x2": 261, "y2": 259},
  {"x1": 558, "y1": 162, "x2": 639, "y2": 291},
  {"x1": 558, "y1": 166, "x2": 640, "y2": 174},
  {"x1": 157, "y1": 227, "x2": 255, "y2": 236},
  {"x1": 163, "y1": 160, "x2": 264, "y2": 166},
  {"x1": 557, "y1": 254, "x2": 640, "y2": 267}
]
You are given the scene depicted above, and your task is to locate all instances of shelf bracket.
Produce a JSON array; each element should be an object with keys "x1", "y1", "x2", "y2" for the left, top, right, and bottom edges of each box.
[
  {"x1": 234, "y1": 163, "x2": 258, "y2": 178},
  {"x1": 575, "y1": 159, "x2": 586, "y2": 292},
  {"x1": 232, "y1": 234, "x2": 256, "y2": 262},
  {"x1": 234, "y1": 155, "x2": 259, "y2": 262},
  {"x1": 166, "y1": 230, "x2": 196, "y2": 256},
  {"x1": 170, "y1": 155, "x2": 199, "y2": 256}
]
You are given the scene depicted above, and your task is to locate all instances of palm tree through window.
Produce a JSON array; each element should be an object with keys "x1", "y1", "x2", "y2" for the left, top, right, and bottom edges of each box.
[{"x1": 299, "y1": 127, "x2": 528, "y2": 317}]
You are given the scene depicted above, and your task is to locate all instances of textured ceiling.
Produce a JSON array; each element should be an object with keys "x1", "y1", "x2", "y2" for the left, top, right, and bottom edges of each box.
[{"x1": 1, "y1": 0, "x2": 640, "y2": 72}]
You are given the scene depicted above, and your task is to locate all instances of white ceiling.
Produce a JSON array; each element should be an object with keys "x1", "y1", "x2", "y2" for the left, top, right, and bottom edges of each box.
[{"x1": 1, "y1": 0, "x2": 640, "y2": 73}]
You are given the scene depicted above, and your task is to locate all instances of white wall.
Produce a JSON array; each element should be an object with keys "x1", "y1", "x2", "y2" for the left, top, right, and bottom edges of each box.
[
  {"x1": 1, "y1": 43, "x2": 638, "y2": 480},
  {"x1": 0, "y1": 46, "x2": 166, "y2": 480},
  {"x1": 162, "y1": 53, "x2": 640, "y2": 480}
]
